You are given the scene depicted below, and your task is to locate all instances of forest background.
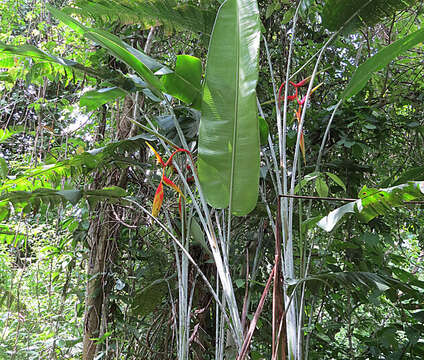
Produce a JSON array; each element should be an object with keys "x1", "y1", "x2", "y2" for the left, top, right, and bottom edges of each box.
[{"x1": 0, "y1": 0, "x2": 423, "y2": 359}]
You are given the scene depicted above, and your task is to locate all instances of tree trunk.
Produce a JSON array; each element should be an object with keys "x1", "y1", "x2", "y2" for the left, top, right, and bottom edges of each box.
[{"x1": 82, "y1": 95, "x2": 137, "y2": 360}]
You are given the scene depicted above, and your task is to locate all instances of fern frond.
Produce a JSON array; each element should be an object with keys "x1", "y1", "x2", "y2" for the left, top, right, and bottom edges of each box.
[
  {"x1": 0, "y1": 186, "x2": 127, "y2": 219},
  {"x1": 322, "y1": 0, "x2": 418, "y2": 33},
  {"x1": 0, "y1": 134, "x2": 151, "y2": 193}
]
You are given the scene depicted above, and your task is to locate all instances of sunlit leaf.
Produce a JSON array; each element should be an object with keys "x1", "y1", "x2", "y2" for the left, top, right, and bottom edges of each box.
[
  {"x1": 315, "y1": 177, "x2": 329, "y2": 198},
  {"x1": 0, "y1": 158, "x2": 8, "y2": 179},
  {"x1": 258, "y1": 116, "x2": 269, "y2": 146},
  {"x1": 161, "y1": 55, "x2": 202, "y2": 109},
  {"x1": 318, "y1": 181, "x2": 424, "y2": 231},
  {"x1": 326, "y1": 172, "x2": 346, "y2": 191},
  {"x1": 80, "y1": 87, "x2": 126, "y2": 111},
  {"x1": 343, "y1": 27, "x2": 424, "y2": 99}
]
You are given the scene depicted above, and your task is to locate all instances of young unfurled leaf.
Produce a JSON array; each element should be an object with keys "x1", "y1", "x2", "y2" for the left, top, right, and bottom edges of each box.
[
  {"x1": 162, "y1": 174, "x2": 186, "y2": 200},
  {"x1": 152, "y1": 181, "x2": 164, "y2": 217}
]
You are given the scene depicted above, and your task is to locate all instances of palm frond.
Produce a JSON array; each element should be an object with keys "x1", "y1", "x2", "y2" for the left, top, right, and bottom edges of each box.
[
  {"x1": 67, "y1": 0, "x2": 215, "y2": 34},
  {"x1": 0, "y1": 134, "x2": 152, "y2": 194}
]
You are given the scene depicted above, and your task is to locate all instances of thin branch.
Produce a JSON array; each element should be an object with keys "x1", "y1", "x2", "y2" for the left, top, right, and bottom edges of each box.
[{"x1": 279, "y1": 194, "x2": 424, "y2": 204}]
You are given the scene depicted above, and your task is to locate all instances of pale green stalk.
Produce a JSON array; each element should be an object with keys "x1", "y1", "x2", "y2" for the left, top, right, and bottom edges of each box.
[
  {"x1": 257, "y1": 99, "x2": 279, "y2": 196},
  {"x1": 126, "y1": 198, "x2": 237, "y2": 342},
  {"x1": 166, "y1": 211, "x2": 184, "y2": 358},
  {"x1": 142, "y1": 111, "x2": 244, "y2": 347},
  {"x1": 263, "y1": 18, "x2": 301, "y2": 357},
  {"x1": 164, "y1": 101, "x2": 244, "y2": 347}
]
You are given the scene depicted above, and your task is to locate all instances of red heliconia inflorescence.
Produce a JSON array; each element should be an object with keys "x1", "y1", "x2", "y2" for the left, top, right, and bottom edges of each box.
[
  {"x1": 277, "y1": 76, "x2": 321, "y2": 164},
  {"x1": 146, "y1": 142, "x2": 194, "y2": 217}
]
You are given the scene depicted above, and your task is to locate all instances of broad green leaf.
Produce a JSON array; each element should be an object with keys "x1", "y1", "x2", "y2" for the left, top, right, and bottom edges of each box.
[
  {"x1": 315, "y1": 177, "x2": 329, "y2": 198},
  {"x1": 235, "y1": 278, "x2": 245, "y2": 288},
  {"x1": 356, "y1": 182, "x2": 423, "y2": 223},
  {"x1": 198, "y1": 0, "x2": 261, "y2": 216},
  {"x1": 0, "y1": 158, "x2": 8, "y2": 179},
  {"x1": 161, "y1": 55, "x2": 202, "y2": 109},
  {"x1": 85, "y1": 186, "x2": 127, "y2": 198},
  {"x1": 47, "y1": 5, "x2": 164, "y2": 97},
  {"x1": 343, "y1": 27, "x2": 424, "y2": 99},
  {"x1": 56, "y1": 190, "x2": 83, "y2": 205},
  {"x1": 326, "y1": 172, "x2": 346, "y2": 191},
  {"x1": 85, "y1": 30, "x2": 164, "y2": 97},
  {"x1": 281, "y1": 8, "x2": 295, "y2": 25},
  {"x1": 80, "y1": 87, "x2": 126, "y2": 111}
]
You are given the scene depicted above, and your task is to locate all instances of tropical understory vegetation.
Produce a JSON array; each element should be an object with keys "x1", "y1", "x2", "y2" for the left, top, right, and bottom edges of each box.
[{"x1": 0, "y1": 0, "x2": 424, "y2": 359}]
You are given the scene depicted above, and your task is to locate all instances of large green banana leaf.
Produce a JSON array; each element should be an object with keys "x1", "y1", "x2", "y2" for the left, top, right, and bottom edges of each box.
[
  {"x1": 198, "y1": 0, "x2": 260, "y2": 216},
  {"x1": 48, "y1": 4, "x2": 202, "y2": 106}
]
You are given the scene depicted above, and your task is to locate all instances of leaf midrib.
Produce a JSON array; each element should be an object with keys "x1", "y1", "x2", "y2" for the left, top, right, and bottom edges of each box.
[{"x1": 228, "y1": 0, "x2": 240, "y2": 212}]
